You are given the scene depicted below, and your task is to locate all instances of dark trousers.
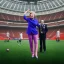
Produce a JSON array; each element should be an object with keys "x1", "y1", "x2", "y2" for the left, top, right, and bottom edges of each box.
[
  {"x1": 56, "y1": 37, "x2": 60, "y2": 42},
  {"x1": 4, "y1": 38, "x2": 10, "y2": 42},
  {"x1": 4, "y1": 40, "x2": 9, "y2": 42},
  {"x1": 17, "y1": 39, "x2": 22, "y2": 44},
  {"x1": 40, "y1": 34, "x2": 46, "y2": 52}
]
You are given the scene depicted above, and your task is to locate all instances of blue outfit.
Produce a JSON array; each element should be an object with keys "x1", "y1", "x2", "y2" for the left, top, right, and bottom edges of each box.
[{"x1": 23, "y1": 15, "x2": 39, "y2": 35}]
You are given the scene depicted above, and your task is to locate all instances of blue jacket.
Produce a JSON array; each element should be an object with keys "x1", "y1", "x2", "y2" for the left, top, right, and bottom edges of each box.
[{"x1": 23, "y1": 15, "x2": 39, "y2": 35}]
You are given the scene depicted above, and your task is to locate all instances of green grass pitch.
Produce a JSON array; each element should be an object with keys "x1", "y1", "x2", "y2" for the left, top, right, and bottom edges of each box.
[{"x1": 0, "y1": 40, "x2": 64, "y2": 64}]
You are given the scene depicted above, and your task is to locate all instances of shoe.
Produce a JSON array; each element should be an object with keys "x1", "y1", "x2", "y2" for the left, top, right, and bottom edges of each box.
[
  {"x1": 40, "y1": 51, "x2": 42, "y2": 52},
  {"x1": 35, "y1": 56, "x2": 38, "y2": 59},
  {"x1": 44, "y1": 51, "x2": 46, "y2": 53},
  {"x1": 32, "y1": 54, "x2": 34, "y2": 58},
  {"x1": 40, "y1": 50, "x2": 42, "y2": 52}
]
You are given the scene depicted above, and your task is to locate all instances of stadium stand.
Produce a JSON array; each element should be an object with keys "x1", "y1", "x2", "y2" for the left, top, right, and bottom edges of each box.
[{"x1": 0, "y1": 0, "x2": 64, "y2": 40}]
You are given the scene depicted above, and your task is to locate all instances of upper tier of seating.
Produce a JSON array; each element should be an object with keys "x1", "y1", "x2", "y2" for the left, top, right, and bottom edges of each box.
[{"x1": 0, "y1": 11, "x2": 64, "y2": 23}]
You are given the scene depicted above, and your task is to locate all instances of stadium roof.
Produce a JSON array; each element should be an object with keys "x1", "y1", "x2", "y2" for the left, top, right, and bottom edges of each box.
[{"x1": 0, "y1": 0, "x2": 64, "y2": 15}]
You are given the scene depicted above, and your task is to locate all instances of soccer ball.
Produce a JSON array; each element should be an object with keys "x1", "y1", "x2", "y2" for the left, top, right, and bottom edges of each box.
[{"x1": 6, "y1": 48, "x2": 9, "y2": 52}]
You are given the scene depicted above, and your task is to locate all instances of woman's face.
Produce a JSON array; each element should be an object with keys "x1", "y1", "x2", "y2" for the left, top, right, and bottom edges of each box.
[{"x1": 29, "y1": 13, "x2": 35, "y2": 18}]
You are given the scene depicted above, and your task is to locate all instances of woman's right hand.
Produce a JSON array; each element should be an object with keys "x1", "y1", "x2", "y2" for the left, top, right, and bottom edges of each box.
[
  {"x1": 24, "y1": 9, "x2": 30, "y2": 14},
  {"x1": 27, "y1": 9, "x2": 30, "y2": 13}
]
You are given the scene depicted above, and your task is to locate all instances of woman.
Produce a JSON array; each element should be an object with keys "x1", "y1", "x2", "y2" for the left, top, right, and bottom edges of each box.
[{"x1": 23, "y1": 10, "x2": 39, "y2": 59}]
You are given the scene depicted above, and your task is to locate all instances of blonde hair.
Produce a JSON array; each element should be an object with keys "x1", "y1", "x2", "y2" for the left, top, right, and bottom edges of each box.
[{"x1": 30, "y1": 11, "x2": 36, "y2": 16}]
